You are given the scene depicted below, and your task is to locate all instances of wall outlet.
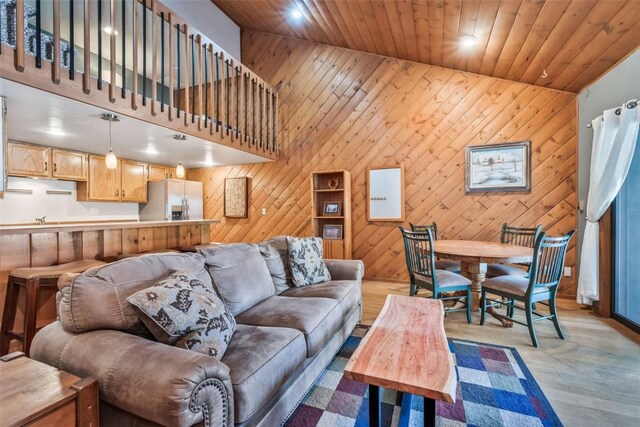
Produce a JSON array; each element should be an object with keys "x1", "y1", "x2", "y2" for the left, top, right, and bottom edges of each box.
[
  {"x1": 564, "y1": 267, "x2": 572, "y2": 277},
  {"x1": 261, "y1": 208, "x2": 267, "y2": 216},
  {"x1": 89, "y1": 208, "x2": 99, "y2": 216}
]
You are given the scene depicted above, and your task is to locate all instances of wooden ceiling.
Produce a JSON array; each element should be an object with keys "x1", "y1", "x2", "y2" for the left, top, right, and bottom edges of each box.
[{"x1": 212, "y1": 0, "x2": 640, "y2": 93}]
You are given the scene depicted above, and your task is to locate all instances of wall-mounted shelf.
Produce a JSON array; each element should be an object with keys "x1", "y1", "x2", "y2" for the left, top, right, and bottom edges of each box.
[{"x1": 311, "y1": 170, "x2": 352, "y2": 260}]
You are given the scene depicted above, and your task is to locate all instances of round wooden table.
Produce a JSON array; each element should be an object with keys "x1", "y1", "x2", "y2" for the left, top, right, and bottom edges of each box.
[{"x1": 433, "y1": 240, "x2": 533, "y2": 327}]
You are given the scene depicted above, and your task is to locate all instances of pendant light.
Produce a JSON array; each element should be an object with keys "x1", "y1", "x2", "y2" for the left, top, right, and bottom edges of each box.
[
  {"x1": 101, "y1": 113, "x2": 119, "y2": 169},
  {"x1": 174, "y1": 134, "x2": 186, "y2": 178}
]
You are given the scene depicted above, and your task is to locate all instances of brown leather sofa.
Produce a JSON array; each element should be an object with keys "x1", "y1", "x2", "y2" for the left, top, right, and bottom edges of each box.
[{"x1": 30, "y1": 237, "x2": 364, "y2": 427}]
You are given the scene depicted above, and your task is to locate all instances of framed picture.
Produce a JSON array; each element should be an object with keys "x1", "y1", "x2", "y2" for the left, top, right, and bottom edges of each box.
[
  {"x1": 465, "y1": 141, "x2": 531, "y2": 193},
  {"x1": 367, "y1": 165, "x2": 405, "y2": 222},
  {"x1": 323, "y1": 201, "x2": 342, "y2": 216},
  {"x1": 323, "y1": 224, "x2": 343, "y2": 240},
  {"x1": 224, "y1": 177, "x2": 249, "y2": 218}
]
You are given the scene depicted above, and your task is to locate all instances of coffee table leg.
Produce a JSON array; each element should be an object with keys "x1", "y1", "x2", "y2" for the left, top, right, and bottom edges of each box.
[
  {"x1": 424, "y1": 397, "x2": 436, "y2": 427},
  {"x1": 369, "y1": 384, "x2": 380, "y2": 427}
]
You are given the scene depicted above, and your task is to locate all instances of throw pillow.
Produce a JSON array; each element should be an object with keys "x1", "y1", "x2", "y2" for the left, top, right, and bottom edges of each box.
[
  {"x1": 127, "y1": 270, "x2": 236, "y2": 359},
  {"x1": 286, "y1": 237, "x2": 332, "y2": 287},
  {"x1": 258, "y1": 236, "x2": 293, "y2": 294}
]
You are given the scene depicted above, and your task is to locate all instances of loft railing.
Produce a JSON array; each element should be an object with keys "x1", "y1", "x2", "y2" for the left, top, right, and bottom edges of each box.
[{"x1": 0, "y1": 0, "x2": 278, "y2": 159}]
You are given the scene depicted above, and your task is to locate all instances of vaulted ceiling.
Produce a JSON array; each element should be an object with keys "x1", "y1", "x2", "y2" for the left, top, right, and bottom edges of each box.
[{"x1": 212, "y1": 0, "x2": 640, "y2": 93}]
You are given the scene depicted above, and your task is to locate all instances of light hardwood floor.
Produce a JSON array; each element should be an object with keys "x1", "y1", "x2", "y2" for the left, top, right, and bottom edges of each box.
[{"x1": 361, "y1": 279, "x2": 640, "y2": 427}]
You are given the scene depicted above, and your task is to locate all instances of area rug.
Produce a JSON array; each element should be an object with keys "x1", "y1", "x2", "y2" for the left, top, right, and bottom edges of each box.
[{"x1": 285, "y1": 326, "x2": 562, "y2": 427}]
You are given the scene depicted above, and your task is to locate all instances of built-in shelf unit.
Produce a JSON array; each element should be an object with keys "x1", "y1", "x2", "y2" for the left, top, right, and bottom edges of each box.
[{"x1": 311, "y1": 170, "x2": 352, "y2": 260}]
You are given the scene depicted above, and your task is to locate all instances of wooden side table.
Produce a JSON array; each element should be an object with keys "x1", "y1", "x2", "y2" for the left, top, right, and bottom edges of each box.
[{"x1": 0, "y1": 352, "x2": 99, "y2": 427}]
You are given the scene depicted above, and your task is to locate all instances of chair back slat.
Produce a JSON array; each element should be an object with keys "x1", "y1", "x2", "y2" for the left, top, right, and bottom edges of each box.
[
  {"x1": 399, "y1": 226, "x2": 436, "y2": 279},
  {"x1": 409, "y1": 222, "x2": 439, "y2": 240},
  {"x1": 529, "y1": 230, "x2": 576, "y2": 289},
  {"x1": 501, "y1": 223, "x2": 542, "y2": 248}
]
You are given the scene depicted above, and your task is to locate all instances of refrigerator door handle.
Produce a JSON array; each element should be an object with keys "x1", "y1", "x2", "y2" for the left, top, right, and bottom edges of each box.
[{"x1": 185, "y1": 196, "x2": 190, "y2": 220}]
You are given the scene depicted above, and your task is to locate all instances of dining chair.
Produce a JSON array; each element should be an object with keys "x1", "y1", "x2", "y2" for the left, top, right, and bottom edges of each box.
[
  {"x1": 486, "y1": 223, "x2": 543, "y2": 279},
  {"x1": 409, "y1": 222, "x2": 461, "y2": 272},
  {"x1": 399, "y1": 226, "x2": 472, "y2": 323},
  {"x1": 480, "y1": 230, "x2": 576, "y2": 347}
]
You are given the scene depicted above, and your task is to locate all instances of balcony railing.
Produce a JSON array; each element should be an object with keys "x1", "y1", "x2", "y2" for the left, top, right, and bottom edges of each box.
[{"x1": 0, "y1": 0, "x2": 278, "y2": 159}]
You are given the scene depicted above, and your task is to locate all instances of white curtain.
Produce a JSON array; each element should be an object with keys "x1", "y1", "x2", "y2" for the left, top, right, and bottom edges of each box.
[{"x1": 578, "y1": 101, "x2": 640, "y2": 305}]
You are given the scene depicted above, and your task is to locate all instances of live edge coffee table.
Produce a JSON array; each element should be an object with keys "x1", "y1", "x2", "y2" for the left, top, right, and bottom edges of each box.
[{"x1": 344, "y1": 295, "x2": 457, "y2": 427}]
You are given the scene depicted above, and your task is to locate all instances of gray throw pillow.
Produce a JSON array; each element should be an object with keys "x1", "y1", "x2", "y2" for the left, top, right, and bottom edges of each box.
[
  {"x1": 200, "y1": 243, "x2": 276, "y2": 316},
  {"x1": 258, "y1": 236, "x2": 293, "y2": 294},
  {"x1": 286, "y1": 237, "x2": 331, "y2": 287},
  {"x1": 127, "y1": 270, "x2": 236, "y2": 359}
]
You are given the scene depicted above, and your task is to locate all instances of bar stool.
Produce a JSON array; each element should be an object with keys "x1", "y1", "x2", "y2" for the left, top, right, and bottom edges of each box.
[{"x1": 0, "y1": 259, "x2": 106, "y2": 356}]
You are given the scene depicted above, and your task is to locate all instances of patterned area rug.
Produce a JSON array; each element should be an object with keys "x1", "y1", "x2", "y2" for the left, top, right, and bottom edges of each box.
[{"x1": 285, "y1": 326, "x2": 562, "y2": 427}]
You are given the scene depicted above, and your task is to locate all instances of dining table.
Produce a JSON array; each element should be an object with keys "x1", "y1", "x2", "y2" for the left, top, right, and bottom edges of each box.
[{"x1": 432, "y1": 240, "x2": 534, "y2": 327}]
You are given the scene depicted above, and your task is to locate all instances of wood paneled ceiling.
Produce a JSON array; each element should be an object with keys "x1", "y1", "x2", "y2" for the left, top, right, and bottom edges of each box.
[{"x1": 212, "y1": 0, "x2": 640, "y2": 93}]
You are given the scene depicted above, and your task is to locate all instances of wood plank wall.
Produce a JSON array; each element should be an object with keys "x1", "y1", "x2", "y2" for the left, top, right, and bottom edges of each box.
[
  {"x1": 188, "y1": 31, "x2": 579, "y2": 298},
  {"x1": 0, "y1": 224, "x2": 210, "y2": 321}
]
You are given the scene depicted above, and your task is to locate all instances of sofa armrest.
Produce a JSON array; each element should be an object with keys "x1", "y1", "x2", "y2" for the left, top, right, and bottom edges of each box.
[
  {"x1": 31, "y1": 322, "x2": 234, "y2": 427},
  {"x1": 325, "y1": 259, "x2": 365, "y2": 281}
]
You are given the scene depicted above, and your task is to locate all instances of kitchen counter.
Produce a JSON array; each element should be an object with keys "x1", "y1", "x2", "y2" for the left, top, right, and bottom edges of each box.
[{"x1": 0, "y1": 219, "x2": 220, "y2": 235}]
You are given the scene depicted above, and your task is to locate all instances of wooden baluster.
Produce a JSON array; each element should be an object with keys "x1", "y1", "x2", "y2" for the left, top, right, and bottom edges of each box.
[
  {"x1": 69, "y1": 0, "x2": 75, "y2": 79},
  {"x1": 131, "y1": 0, "x2": 138, "y2": 109},
  {"x1": 244, "y1": 73, "x2": 249, "y2": 143},
  {"x1": 97, "y1": 0, "x2": 102, "y2": 89},
  {"x1": 175, "y1": 23, "x2": 180, "y2": 118},
  {"x1": 183, "y1": 23, "x2": 189, "y2": 127},
  {"x1": 225, "y1": 58, "x2": 230, "y2": 136},
  {"x1": 265, "y1": 88, "x2": 270, "y2": 151},
  {"x1": 190, "y1": 34, "x2": 195, "y2": 124},
  {"x1": 168, "y1": 13, "x2": 173, "y2": 121},
  {"x1": 235, "y1": 65, "x2": 240, "y2": 140},
  {"x1": 35, "y1": 0, "x2": 41, "y2": 69},
  {"x1": 209, "y1": 45, "x2": 215, "y2": 135},
  {"x1": 228, "y1": 58, "x2": 234, "y2": 140},
  {"x1": 259, "y1": 83, "x2": 263, "y2": 150},
  {"x1": 273, "y1": 92, "x2": 278, "y2": 154},
  {"x1": 52, "y1": 0, "x2": 61, "y2": 84},
  {"x1": 83, "y1": 0, "x2": 90, "y2": 93},
  {"x1": 196, "y1": 35, "x2": 202, "y2": 130},
  {"x1": 203, "y1": 43, "x2": 208, "y2": 128},
  {"x1": 151, "y1": 0, "x2": 157, "y2": 116},
  {"x1": 215, "y1": 52, "x2": 220, "y2": 133},
  {"x1": 14, "y1": 0, "x2": 25, "y2": 71},
  {"x1": 160, "y1": 11, "x2": 165, "y2": 111},
  {"x1": 109, "y1": 0, "x2": 116, "y2": 102},
  {"x1": 121, "y1": 0, "x2": 126, "y2": 98},
  {"x1": 251, "y1": 78, "x2": 256, "y2": 146},
  {"x1": 142, "y1": 0, "x2": 147, "y2": 107}
]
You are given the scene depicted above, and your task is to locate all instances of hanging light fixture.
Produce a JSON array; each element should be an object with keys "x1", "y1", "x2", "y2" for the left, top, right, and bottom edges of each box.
[
  {"x1": 101, "y1": 113, "x2": 119, "y2": 169},
  {"x1": 174, "y1": 134, "x2": 186, "y2": 178}
]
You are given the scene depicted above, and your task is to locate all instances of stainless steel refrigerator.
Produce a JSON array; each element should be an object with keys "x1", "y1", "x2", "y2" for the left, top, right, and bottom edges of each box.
[{"x1": 140, "y1": 179, "x2": 203, "y2": 221}]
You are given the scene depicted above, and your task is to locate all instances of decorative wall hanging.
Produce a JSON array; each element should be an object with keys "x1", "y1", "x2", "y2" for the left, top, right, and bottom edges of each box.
[
  {"x1": 224, "y1": 177, "x2": 249, "y2": 218},
  {"x1": 323, "y1": 201, "x2": 342, "y2": 216},
  {"x1": 465, "y1": 141, "x2": 531, "y2": 193},
  {"x1": 367, "y1": 165, "x2": 405, "y2": 222},
  {"x1": 323, "y1": 224, "x2": 343, "y2": 240}
]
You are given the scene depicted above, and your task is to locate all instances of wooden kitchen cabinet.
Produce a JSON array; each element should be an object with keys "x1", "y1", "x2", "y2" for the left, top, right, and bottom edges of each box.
[
  {"x1": 6, "y1": 141, "x2": 50, "y2": 178},
  {"x1": 77, "y1": 154, "x2": 121, "y2": 202},
  {"x1": 51, "y1": 149, "x2": 88, "y2": 181},
  {"x1": 121, "y1": 160, "x2": 148, "y2": 202},
  {"x1": 148, "y1": 164, "x2": 170, "y2": 181}
]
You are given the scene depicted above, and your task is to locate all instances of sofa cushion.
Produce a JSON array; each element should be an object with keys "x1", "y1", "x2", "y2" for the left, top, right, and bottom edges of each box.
[
  {"x1": 57, "y1": 253, "x2": 211, "y2": 335},
  {"x1": 127, "y1": 271, "x2": 236, "y2": 359},
  {"x1": 221, "y1": 324, "x2": 306, "y2": 423},
  {"x1": 200, "y1": 243, "x2": 275, "y2": 316},
  {"x1": 286, "y1": 237, "x2": 331, "y2": 287},
  {"x1": 235, "y1": 295, "x2": 341, "y2": 357},
  {"x1": 280, "y1": 280, "x2": 361, "y2": 318},
  {"x1": 258, "y1": 236, "x2": 293, "y2": 294}
]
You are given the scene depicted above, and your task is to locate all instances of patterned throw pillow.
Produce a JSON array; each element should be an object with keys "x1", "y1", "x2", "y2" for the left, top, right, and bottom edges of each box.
[
  {"x1": 127, "y1": 270, "x2": 236, "y2": 359},
  {"x1": 286, "y1": 237, "x2": 331, "y2": 287}
]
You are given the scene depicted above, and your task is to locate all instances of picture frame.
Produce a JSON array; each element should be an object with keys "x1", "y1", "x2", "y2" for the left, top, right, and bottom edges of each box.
[
  {"x1": 224, "y1": 177, "x2": 249, "y2": 218},
  {"x1": 323, "y1": 201, "x2": 342, "y2": 216},
  {"x1": 322, "y1": 224, "x2": 343, "y2": 240},
  {"x1": 465, "y1": 141, "x2": 531, "y2": 193},
  {"x1": 366, "y1": 165, "x2": 405, "y2": 222}
]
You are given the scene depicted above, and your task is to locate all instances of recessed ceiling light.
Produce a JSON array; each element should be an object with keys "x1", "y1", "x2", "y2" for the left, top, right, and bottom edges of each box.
[
  {"x1": 103, "y1": 26, "x2": 119, "y2": 36},
  {"x1": 146, "y1": 145, "x2": 158, "y2": 155},
  {"x1": 460, "y1": 35, "x2": 478, "y2": 48},
  {"x1": 291, "y1": 8, "x2": 303, "y2": 19},
  {"x1": 45, "y1": 128, "x2": 66, "y2": 136}
]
